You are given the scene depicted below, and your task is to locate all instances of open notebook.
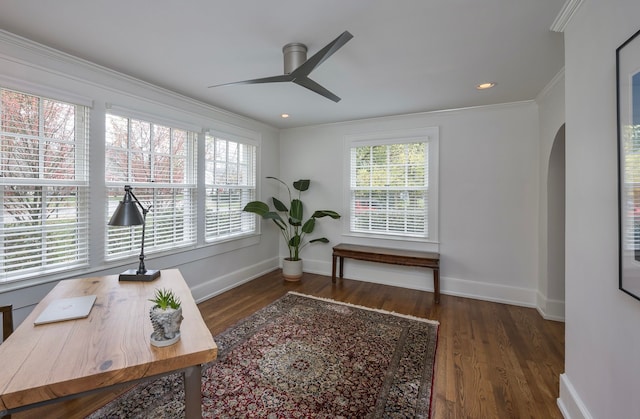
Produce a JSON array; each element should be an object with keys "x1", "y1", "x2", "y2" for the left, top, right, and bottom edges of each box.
[{"x1": 34, "y1": 295, "x2": 97, "y2": 325}]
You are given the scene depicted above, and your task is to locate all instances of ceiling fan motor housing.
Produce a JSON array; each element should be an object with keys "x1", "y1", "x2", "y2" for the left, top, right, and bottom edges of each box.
[{"x1": 283, "y1": 43, "x2": 307, "y2": 74}]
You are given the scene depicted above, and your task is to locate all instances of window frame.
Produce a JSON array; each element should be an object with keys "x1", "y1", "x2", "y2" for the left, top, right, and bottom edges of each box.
[
  {"x1": 0, "y1": 87, "x2": 90, "y2": 283},
  {"x1": 0, "y1": 76, "x2": 263, "y2": 290},
  {"x1": 203, "y1": 130, "x2": 258, "y2": 243},
  {"x1": 104, "y1": 111, "x2": 199, "y2": 261},
  {"x1": 344, "y1": 127, "x2": 439, "y2": 243}
]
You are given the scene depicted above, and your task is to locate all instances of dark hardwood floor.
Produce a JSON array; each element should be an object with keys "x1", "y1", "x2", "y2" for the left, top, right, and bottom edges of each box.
[{"x1": 14, "y1": 270, "x2": 565, "y2": 418}]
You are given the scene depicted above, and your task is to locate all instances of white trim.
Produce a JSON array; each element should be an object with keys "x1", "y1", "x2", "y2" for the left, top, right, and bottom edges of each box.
[
  {"x1": 558, "y1": 373, "x2": 595, "y2": 419},
  {"x1": 439, "y1": 275, "x2": 537, "y2": 307},
  {"x1": 202, "y1": 133, "x2": 259, "y2": 244},
  {"x1": 205, "y1": 121, "x2": 262, "y2": 143},
  {"x1": 0, "y1": 74, "x2": 93, "y2": 107},
  {"x1": 342, "y1": 231, "x2": 440, "y2": 246},
  {"x1": 0, "y1": 233, "x2": 262, "y2": 296},
  {"x1": 550, "y1": 0, "x2": 584, "y2": 33},
  {"x1": 345, "y1": 127, "x2": 439, "y2": 145},
  {"x1": 292, "y1": 100, "x2": 535, "y2": 130},
  {"x1": 206, "y1": 127, "x2": 261, "y2": 147},
  {"x1": 536, "y1": 68, "x2": 565, "y2": 103},
  {"x1": 343, "y1": 127, "x2": 440, "y2": 242},
  {"x1": 105, "y1": 103, "x2": 202, "y2": 133},
  {"x1": 0, "y1": 178, "x2": 89, "y2": 187},
  {"x1": 0, "y1": 29, "x2": 276, "y2": 131},
  {"x1": 191, "y1": 256, "x2": 279, "y2": 303},
  {"x1": 0, "y1": 91, "x2": 91, "y2": 283},
  {"x1": 300, "y1": 257, "x2": 538, "y2": 309},
  {"x1": 535, "y1": 291, "x2": 566, "y2": 322}
]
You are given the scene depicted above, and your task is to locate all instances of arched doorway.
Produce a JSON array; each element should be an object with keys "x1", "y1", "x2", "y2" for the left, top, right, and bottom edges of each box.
[{"x1": 547, "y1": 124, "x2": 566, "y2": 315}]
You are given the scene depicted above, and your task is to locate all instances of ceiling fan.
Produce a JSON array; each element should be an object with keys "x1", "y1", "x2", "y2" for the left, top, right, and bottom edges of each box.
[{"x1": 209, "y1": 31, "x2": 353, "y2": 102}]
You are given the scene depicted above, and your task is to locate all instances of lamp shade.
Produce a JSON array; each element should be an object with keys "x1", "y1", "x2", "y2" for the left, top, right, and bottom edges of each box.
[{"x1": 108, "y1": 191, "x2": 145, "y2": 226}]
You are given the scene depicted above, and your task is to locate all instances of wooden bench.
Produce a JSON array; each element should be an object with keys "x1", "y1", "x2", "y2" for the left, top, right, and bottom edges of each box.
[{"x1": 331, "y1": 243, "x2": 440, "y2": 303}]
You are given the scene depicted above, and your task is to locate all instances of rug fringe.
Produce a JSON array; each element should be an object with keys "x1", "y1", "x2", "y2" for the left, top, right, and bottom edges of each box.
[{"x1": 287, "y1": 291, "x2": 440, "y2": 325}]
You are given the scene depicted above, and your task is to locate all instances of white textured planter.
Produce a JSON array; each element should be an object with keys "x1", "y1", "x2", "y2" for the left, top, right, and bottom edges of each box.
[
  {"x1": 282, "y1": 258, "x2": 303, "y2": 281},
  {"x1": 149, "y1": 306, "x2": 183, "y2": 347}
]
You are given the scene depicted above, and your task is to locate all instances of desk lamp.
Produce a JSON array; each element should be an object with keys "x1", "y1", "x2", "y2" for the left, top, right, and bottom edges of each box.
[{"x1": 108, "y1": 185, "x2": 160, "y2": 281}]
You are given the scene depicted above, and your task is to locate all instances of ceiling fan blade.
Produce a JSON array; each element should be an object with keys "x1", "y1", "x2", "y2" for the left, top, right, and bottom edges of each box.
[
  {"x1": 293, "y1": 77, "x2": 341, "y2": 102},
  {"x1": 291, "y1": 31, "x2": 353, "y2": 78},
  {"x1": 208, "y1": 74, "x2": 293, "y2": 88}
]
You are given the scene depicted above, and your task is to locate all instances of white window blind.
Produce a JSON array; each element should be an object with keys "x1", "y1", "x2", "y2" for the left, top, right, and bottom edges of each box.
[
  {"x1": 0, "y1": 88, "x2": 89, "y2": 282},
  {"x1": 204, "y1": 133, "x2": 256, "y2": 242},
  {"x1": 105, "y1": 113, "x2": 197, "y2": 259},
  {"x1": 349, "y1": 133, "x2": 437, "y2": 240}
]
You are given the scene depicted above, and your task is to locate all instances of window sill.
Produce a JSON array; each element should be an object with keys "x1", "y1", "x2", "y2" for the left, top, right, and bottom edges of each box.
[
  {"x1": 0, "y1": 234, "x2": 261, "y2": 295},
  {"x1": 341, "y1": 232, "x2": 439, "y2": 252}
]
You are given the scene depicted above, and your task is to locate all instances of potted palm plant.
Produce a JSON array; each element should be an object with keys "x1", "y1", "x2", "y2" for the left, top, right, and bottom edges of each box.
[{"x1": 243, "y1": 177, "x2": 341, "y2": 280}]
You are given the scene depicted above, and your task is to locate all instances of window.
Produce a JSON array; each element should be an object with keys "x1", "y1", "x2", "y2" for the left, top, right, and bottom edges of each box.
[
  {"x1": 348, "y1": 128, "x2": 438, "y2": 240},
  {"x1": 0, "y1": 88, "x2": 89, "y2": 282},
  {"x1": 204, "y1": 133, "x2": 257, "y2": 242},
  {"x1": 105, "y1": 113, "x2": 197, "y2": 259}
]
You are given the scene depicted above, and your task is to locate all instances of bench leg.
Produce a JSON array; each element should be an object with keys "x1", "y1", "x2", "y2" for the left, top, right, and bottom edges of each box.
[
  {"x1": 332, "y1": 254, "x2": 337, "y2": 283},
  {"x1": 433, "y1": 268, "x2": 440, "y2": 304}
]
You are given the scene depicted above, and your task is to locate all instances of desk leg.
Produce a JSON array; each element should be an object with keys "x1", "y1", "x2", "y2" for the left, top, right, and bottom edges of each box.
[
  {"x1": 183, "y1": 365, "x2": 201, "y2": 419},
  {"x1": 332, "y1": 253, "x2": 337, "y2": 283},
  {"x1": 433, "y1": 268, "x2": 440, "y2": 304},
  {"x1": 339, "y1": 256, "x2": 344, "y2": 278}
]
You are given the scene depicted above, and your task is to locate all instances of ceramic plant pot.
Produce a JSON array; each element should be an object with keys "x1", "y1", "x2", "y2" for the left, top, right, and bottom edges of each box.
[
  {"x1": 282, "y1": 258, "x2": 303, "y2": 281},
  {"x1": 149, "y1": 306, "x2": 183, "y2": 347}
]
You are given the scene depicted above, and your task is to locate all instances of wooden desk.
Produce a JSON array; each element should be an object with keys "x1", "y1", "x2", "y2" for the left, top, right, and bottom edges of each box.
[
  {"x1": 0, "y1": 269, "x2": 217, "y2": 418},
  {"x1": 332, "y1": 243, "x2": 440, "y2": 303}
]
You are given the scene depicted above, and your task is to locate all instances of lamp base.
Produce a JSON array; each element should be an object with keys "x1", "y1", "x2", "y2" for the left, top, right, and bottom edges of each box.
[{"x1": 118, "y1": 269, "x2": 161, "y2": 282}]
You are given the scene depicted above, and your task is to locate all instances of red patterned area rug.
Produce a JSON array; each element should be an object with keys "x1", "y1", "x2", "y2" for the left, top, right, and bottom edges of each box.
[{"x1": 87, "y1": 292, "x2": 439, "y2": 418}]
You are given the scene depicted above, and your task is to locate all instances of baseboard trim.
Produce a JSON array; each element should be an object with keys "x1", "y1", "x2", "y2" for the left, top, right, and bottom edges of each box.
[
  {"x1": 439, "y1": 275, "x2": 537, "y2": 308},
  {"x1": 303, "y1": 258, "x2": 540, "y2": 309},
  {"x1": 191, "y1": 257, "x2": 280, "y2": 303},
  {"x1": 536, "y1": 291, "x2": 566, "y2": 321},
  {"x1": 558, "y1": 373, "x2": 594, "y2": 419}
]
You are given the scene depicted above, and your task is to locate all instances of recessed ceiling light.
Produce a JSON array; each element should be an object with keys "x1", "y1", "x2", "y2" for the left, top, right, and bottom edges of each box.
[
  {"x1": 281, "y1": 114, "x2": 290, "y2": 118},
  {"x1": 476, "y1": 82, "x2": 496, "y2": 90}
]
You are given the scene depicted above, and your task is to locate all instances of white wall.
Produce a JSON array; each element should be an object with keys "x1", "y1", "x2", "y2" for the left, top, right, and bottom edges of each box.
[
  {"x1": 0, "y1": 25, "x2": 565, "y2": 339},
  {"x1": 559, "y1": 1, "x2": 640, "y2": 418},
  {"x1": 537, "y1": 71, "x2": 567, "y2": 321},
  {"x1": 279, "y1": 102, "x2": 542, "y2": 307},
  {"x1": 0, "y1": 31, "x2": 281, "y2": 327}
]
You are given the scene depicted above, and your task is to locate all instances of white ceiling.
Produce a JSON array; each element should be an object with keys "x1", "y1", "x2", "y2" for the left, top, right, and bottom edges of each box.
[{"x1": 0, "y1": 0, "x2": 565, "y2": 129}]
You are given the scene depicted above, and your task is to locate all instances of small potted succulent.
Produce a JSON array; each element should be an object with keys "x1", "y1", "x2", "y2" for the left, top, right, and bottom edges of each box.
[{"x1": 148, "y1": 288, "x2": 183, "y2": 347}]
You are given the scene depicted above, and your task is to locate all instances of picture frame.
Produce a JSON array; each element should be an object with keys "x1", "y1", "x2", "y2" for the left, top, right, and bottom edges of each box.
[{"x1": 617, "y1": 28, "x2": 640, "y2": 301}]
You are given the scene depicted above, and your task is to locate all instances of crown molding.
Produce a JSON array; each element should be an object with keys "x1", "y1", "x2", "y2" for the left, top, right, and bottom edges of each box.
[
  {"x1": 536, "y1": 67, "x2": 565, "y2": 102},
  {"x1": 550, "y1": 0, "x2": 584, "y2": 33},
  {"x1": 0, "y1": 30, "x2": 277, "y2": 132}
]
